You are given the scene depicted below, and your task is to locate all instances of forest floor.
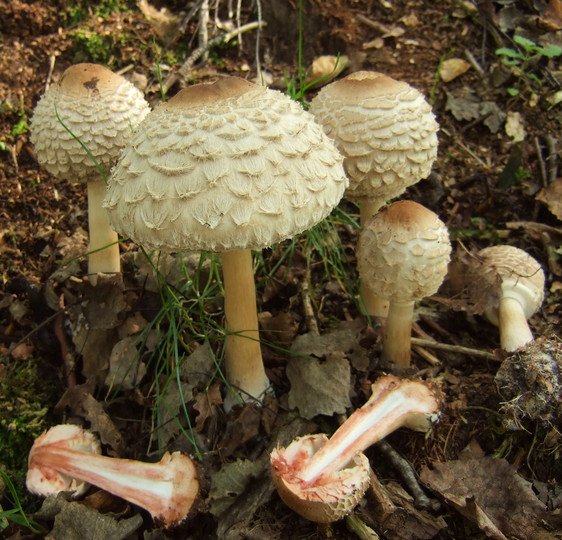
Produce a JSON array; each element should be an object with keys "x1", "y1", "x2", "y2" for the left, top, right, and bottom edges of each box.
[{"x1": 0, "y1": 1, "x2": 561, "y2": 539}]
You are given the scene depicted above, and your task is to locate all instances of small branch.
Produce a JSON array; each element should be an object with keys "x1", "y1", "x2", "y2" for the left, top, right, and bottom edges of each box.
[
  {"x1": 161, "y1": 21, "x2": 267, "y2": 95},
  {"x1": 301, "y1": 271, "x2": 319, "y2": 336},
  {"x1": 505, "y1": 221, "x2": 562, "y2": 236},
  {"x1": 535, "y1": 136, "x2": 548, "y2": 189},
  {"x1": 375, "y1": 440, "x2": 439, "y2": 511},
  {"x1": 544, "y1": 134, "x2": 558, "y2": 184},
  {"x1": 464, "y1": 48, "x2": 485, "y2": 78},
  {"x1": 410, "y1": 337, "x2": 498, "y2": 360}
]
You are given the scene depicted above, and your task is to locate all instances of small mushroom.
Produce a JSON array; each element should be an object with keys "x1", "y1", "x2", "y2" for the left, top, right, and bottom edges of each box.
[
  {"x1": 26, "y1": 424, "x2": 199, "y2": 528},
  {"x1": 356, "y1": 201, "x2": 451, "y2": 370},
  {"x1": 310, "y1": 71, "x2": 439, "y2": 317},
  {"x1": 103, "y1": 76, "x2": 347, "y2": 408},
  {"x1": 478, "y1": 245, "x2": 545, "y2": 352},
  {"x1": 30, "y1": 63, "x2": 150, "y2": 275},
  {"x1": 271, "y1": 375, "x2": 439, "y2": 522}
]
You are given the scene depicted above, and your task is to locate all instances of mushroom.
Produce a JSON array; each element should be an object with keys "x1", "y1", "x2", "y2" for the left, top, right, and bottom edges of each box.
[
  {"x1": 478, "y1": 245, "x2": 545, "y2": 352},
  {"x1": 309, "y1": 71, "x2": 439, "y2": 317},
  {"x1": 356, "y1": 201, "x2": 451, "y2": 370},
  {"x1": 26, "y1": 424, "x2": 199, "y2": 528},
  {"x1": 30, "y1": 63, "x2": 150, "y2": 275},
  {"x1": 270, "y1": 375, "x2": 439, "y2": 522},
  {"x1": 103, "y1": 76, "x2": 347, "y2": 408}
]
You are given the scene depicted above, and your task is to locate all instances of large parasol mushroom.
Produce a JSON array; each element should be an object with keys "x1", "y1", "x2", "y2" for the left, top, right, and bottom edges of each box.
[{"x1": 103, "y1": 76, "x2": 347, "y2": 408}]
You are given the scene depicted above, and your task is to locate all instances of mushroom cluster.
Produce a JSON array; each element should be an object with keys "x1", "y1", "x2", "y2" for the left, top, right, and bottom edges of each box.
[
  {"x1": 30, "y1": 63, "x2": 150, "y2": 275},
  {"x1": 357, "y1": 201, "x2": 451, "y2": 370},
  {"x1": 103, "y1": 76, "x2": 347, "y2": 407},
  {"x1": 310, "y1": 71, "x2": 439, "y2": 316}
]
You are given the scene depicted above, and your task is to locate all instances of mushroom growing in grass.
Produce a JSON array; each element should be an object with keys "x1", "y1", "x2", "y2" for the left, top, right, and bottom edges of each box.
[
  {"x1": 271, "y1": 375, "x2": 439, "y2": 523},
  {"x1": 310, "y1": 71, "x2": 439, "y2": 317},
  {"x1": 26, "y1": 424, "x2": 199, "y2": 528},
  {"x1": 356, "y1": 201, "x2": 451, "y2": 370},
  {"x1": 103, "y1": 76, "x2": 347, "y2": 408},
  {"x1": 478, "y1": 245, "x2": 545, "y2": 352},
  {"x1": 30, "y1": 63, "x2": 150, "y2": 275}
]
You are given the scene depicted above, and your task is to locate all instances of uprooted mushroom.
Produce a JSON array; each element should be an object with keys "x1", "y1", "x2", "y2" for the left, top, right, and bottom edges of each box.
[
  {"x1": 271, "y1": 375, "x2": 440, "y2": 523},
  {"x1": 26, "y1": 424, "x2": 199, "y2": 528},
  {"x1": 310, "y1": 71, "x2": 439, "y2": 317},
  {"x1": 30, "y1": 63, "x2": 150, "y2": 276},
  {"x1": 103, "y1": 76, "x2": 347, "y2": 409}
]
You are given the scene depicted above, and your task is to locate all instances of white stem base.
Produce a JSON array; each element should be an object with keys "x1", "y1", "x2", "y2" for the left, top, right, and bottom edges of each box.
[
  {"x1": 222, "y1": 250, "x2": 269, "y2": 409},
  {"x1": 87, "y1": 181, "x2": 120, "y2": 275}
]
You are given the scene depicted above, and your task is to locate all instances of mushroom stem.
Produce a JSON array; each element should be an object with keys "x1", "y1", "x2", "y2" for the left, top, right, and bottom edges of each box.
[
  {"x1": 285, "y1": 376, "x2": 438, "y2": 485},
  {"x1": 359, "y1": 202, "x2": 389, "y2": 318},
  {"x1": 382, "y1": 300, "x2": 415, "y2": 370},
  {"x1": 221, "y1": 249, "x2": 270, "y2": 406},
  {"x1": 27, "y1": 425, "x2": 198, "y2": 527},
  {"x1": 498, "y1": 296, "x2": 534, "y2": 352},
  {"x1": 87, "y1": 180, "x2": 120, "y2": 275}
]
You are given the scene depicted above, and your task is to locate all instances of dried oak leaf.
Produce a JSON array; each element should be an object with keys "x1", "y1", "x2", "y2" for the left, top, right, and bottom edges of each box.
[
  {"x1": 420, "y1": 442, "x2": 548, "y2": 540},
  {"x1": 194, "y1": 383, "x2": 223, "y2": 432},
  {"x1": 536, "y1": 178, "x2": 562, "y2": 221}
]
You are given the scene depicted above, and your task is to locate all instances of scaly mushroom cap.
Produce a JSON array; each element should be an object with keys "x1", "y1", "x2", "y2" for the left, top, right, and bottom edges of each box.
[
  {"x1": 103, "y1": 76, "x2": 347, "y2": 252},
  {"x1": 26, "y1": 424, "x2": 101, "y2": 497},
  {"x1": 270, "y1": 434, "x2": 370, "y2": 523},
  {"x1": 357, "y1": 201, "x2": 451, "y2": 302},
  {"x1": 30, "y1": 63, "x2": 150, "y2": 183},
  {"x1": 478, "y1": 245, "x2": 545, "y2": 325},
  {"x1": 309, "y1": 71, "x2": 439, "y2": 204}
]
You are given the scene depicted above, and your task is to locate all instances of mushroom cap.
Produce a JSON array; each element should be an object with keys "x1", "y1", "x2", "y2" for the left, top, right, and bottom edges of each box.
[
  {"x1": 103, "y1": 76, "x2": 347, "y2": 253},
  {"x1": 478, "y1": 245, "x2": 545, "y2": 325},
  {"x1": 309, "y1": 70, "x2": 439, "y2": 204},
  {"x1": 30, "y1": 63, "x2": 150, "y2": 183},
  {"x1": 270, "y1": 434, "x2": 370, "y2": 523},
  {"x1": 357, "y1": 200, "x2": 451, "y2": 302},
  {"x1": 26, "y1": 424, "x2": 101, "y2": 497}
]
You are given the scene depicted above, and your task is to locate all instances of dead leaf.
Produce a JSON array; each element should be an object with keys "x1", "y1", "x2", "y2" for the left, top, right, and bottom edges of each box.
[
  {"x1": 104, "y1": 336, "x2": 147, "y2": 391},
  {"x1": 420, "y1": 442, "x2": 548, "y2": 539},
  {"x1": 304, "y1": 55, "x2": 350, "y2": 89},
  {"x1": 194, "y1": 383, "x2": 223, "y2": 432},
  {"x1": 445, "y1": 89, "x2": 506, "y2": 133},
  {"x1": 34, "y1": 494, "x2": 142, "y2": 540},
  {"x1": 542, "y1": 0, "x2": 562, "y2": 30},
  {"x1": 258, "y1": 310, "x2": 299, "y2": 346},
  {"x1": 440, "y1": 58, "x2": 471, "y2": 82},
  {"x1": 287, "y1": 329, "x2": 360, "y2": 418},
  {"x1": 536, "y1": 178, "x2": 562, "y2": 220},
  {"x1": 505, "y1": 111, "x2": 526, "y2": 142},
  {"x1": 10, "y1": 342, "x2": 33, "y2": 360},
  {"x1": 137, "y1": 0, "x2": 181, "y2": 45}
]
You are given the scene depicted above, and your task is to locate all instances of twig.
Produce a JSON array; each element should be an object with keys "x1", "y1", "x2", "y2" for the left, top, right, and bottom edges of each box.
[
  {"x1": 410, "y1": 337, "x2": 498, "y2": 360},
  {"x1": 535, "y1": 136, "x2": 548, "y2": 189},
  {"x1": 161, "y1": 20, "x2": 266, "y2": 95},
  {"x1": 254, "y1": 0, "x2": 263, "y2": 84},
  {"x1": 53, "y1": 295, "x2": 77, "y2": 388},
  {"x1": 413, "y1": 345, "x2": 440, "y2": 366},
  {"x1": 375, "y1": 440, "x2": 440, "y2": 511},
  {"x1": 544, "y1": 134, "x2": 559, "y2": 184},
  {"x1": 301, "y1": 271, "x2": 319, "y2": 336},
  {"x1": 505, "y1": 221, "x2": 562, "y2": 236},
  {"x1": 464, "y1": 48, "x2": 485, "y2": 78},
  {"x1": 345, "y1": 513, "x2": 381, "y2": 539}
]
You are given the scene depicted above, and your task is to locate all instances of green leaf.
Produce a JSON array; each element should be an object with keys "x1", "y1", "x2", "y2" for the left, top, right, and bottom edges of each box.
[
  {"x1": 495, "y1": 47, "x2": 524, "y2": 60},
  {"x1": 541, "y1": 44, "x2": 562, "y2": 57},
  {"x1": 513, "y1": 35, "x2": 538, "y2": 52},
  {"x1": 507, "y1": 87, "x2": 520, "y2": 96}
]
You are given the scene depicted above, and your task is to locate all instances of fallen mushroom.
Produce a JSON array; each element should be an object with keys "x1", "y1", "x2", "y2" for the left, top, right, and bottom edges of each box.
[
  {"x1": 103, "y1": 76, "x2": 347, "y2": 408},
  {"x1": 310, "y1": 71, "x2": 439, "y2": 317},
  {"x1": 478, "y1": 245, "x2": 545, "y2": 352},
  {"x1": 271, "y1": 375, "x2": 439, "y2": 523},
  {"x1": 356, "y1": 201, "x2": 451, "y2": 370},
  {"x1": 26, "y1": 424, "x2": 199, "y2": 528},
  {"x1": 30, "y1": 63, "x2": 150, "y2": 275}
]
